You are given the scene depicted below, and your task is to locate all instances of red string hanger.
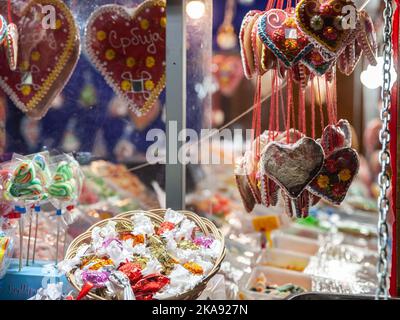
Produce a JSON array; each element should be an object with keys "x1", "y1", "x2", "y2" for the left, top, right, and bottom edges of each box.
[{"x1": 7, "y1": 0, "x2": 12, "y2": 24}]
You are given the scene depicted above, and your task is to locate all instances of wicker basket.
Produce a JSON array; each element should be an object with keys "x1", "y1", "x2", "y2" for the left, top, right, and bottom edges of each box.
[{"x1": 65, "y1": 209, "x2": 226, "y2": 300}]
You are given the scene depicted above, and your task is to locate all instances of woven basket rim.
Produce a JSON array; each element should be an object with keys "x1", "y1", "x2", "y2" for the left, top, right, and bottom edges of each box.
[{"x1": 65, "y1": 209, "x2": 226, "y2": 300}]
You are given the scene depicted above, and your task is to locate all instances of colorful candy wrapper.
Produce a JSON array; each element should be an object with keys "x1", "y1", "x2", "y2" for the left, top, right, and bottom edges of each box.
[{"x1": 0, "y1": 228, "x2": 14, "y2": 279}]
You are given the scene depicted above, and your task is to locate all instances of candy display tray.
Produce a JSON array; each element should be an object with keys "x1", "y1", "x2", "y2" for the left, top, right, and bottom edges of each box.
[
  {"x1": 255, "y1": 248, "x2": 311, "y2": 272},
  {"x1": 241, "y1": 266, "x2": 312, "y2": 300}
]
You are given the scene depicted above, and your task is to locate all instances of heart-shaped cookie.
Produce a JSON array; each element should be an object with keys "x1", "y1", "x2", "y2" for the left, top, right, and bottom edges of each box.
[
  {"x1": 0, "y1": 0, "x2": 80, "y2": 119},
  {"x1": 320, "y1": 124, "x2": 346, "y2": 156},
  {"x1": 5, "y1": 23, "x2": 19, "y2": 71},
  {"x1": 212, "y1": 54, "x2": 244, "y2": 97},
  {"x1": 296, "y1": 0, "x2": 357, "y2": 56},
  {"x1": 307, "y1": 147, "x2": 359, "y2": 204},
  {"x1": 85, "y1": 0, "x2": 166, "y2": 116},
  {"x1": 337, "y1": 119, "x2": 352, "y2": 147},
  {"x1": 235, "y1": 156, "x2": 258, "y2": 213},
  {"x1": 240, "y1": 10, "x2": 261, "y2": 79},
  {"x1": 337, "y1": 38, "x2": 362, "y2": 76},
  {"x1": 252, "y1": 13, "x2": 274, "y2": 76},
  {"x1": 356, "y1": 10, "x2": 377, "y2": 67},
  {"x1": 261, "y1": 137, "x2": 325, "y2": 199},
  {"x1": 258, "y1": 9, "x2": 313, "y2": 68}
]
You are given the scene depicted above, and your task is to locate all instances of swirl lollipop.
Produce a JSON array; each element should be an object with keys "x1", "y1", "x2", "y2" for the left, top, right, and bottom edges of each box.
[
  {"x1": 30, "y1": 153, "x2": 51, "y2": 265},
  {"x1": 48, "y1": 160, "x2": 78, "y2": 266},
  {"x1": 6, "y1": 160, "x2": 43, "y2": 271}
]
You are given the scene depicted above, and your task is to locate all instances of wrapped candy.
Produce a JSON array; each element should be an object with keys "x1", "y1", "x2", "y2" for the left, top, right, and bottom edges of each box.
[
  {"x1": 131, "y1": 212, "x2": 154, "y2": 236},
  {"x1": 108, "y1": 271, "x2": 135, "y2": 300},
  {"x1": 61, "y1": 209, "x2": 221, "y2": 300},
  {"x1": 81, "y1": 270, "x2": 110, "y2": 288},
  {"x1": 133, "y1": 274, "x2": 170, "y2": 300},
  {"x1": 0, "y1": 229, "x2": 14, "y2": 279},
  {"x1": 118, "y1": 262, "x2": 142, "y2": 283}
]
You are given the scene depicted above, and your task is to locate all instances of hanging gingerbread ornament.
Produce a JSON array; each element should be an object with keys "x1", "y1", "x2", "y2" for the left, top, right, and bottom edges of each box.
[
  {"x1": 0, "y1": 0, "x2": 80, "y2": 119},
  {"x1": 85, "y1": 0, "x2": 166, "y2": 116}
]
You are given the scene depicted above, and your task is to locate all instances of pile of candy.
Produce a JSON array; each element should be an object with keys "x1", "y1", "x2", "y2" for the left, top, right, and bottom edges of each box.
[
  {"x1": 250, "y1": 272, "x2": 306, "y2": 298},
  {"x1": 60, "y1": 209, "x2": 223, "y2": 300}
]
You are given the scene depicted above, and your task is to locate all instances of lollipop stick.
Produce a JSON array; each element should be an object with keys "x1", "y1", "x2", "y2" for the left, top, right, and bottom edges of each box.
[
  {"x1": 55, "y1": 209, "x2": 62, "y2": 266},
  {"x1": 17, "y1": 206, "x2": 27, "y2": 272},
  {"x1": 26, "y1": 207, "x2": 33, "y2": 266},
  {"x1": 63, "y1": 227, "x2": 68, "y2": 258},
  {"x1": 18, "y1": 217, "x2": 23, "y2": 272},
  {"x1": 32, "y1": 206, "x2": 40, "y2": 264}
]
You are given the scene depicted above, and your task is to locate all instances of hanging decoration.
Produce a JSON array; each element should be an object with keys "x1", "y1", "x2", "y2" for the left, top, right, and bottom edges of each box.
[
  {"x1": 235, "y1": 0, "x2": 377, "y2": 218},
  {"x1": 0, "y1": 0, "x2": 80, "y2": 119},
  {"x1": 212, "y1": 54, "x2": 244, "y2": 97},
  {"x1": 85, "y1": 0, "x2": 166, "y2": 117},
  {"x1": 216, "y1": 0, "x2": 238, "y2": 50}
]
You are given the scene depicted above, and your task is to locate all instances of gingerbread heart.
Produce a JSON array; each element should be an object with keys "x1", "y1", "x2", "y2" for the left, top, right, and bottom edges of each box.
[
  {"x1": 258, "y1": 9, "x2": 313, "y2": 68},
  {"x1": 235, "y1": 156, "x2": 257, "y2": 213},
  {"x1": 212, "y1": 54, "x2": 244, "y2": 97},
  {"x1": 295, "y1": 0, "x2": 357, "y2": 56},
  {"x1": 337, "y1": 38, "x2": 362, "y2": 76},
  {"x1": 240, "y1": 10, "x2": 261, "y2": 79},
  {"x1": 356, "y1": 10, "x2": 377, "y2": 67},
  {"x1": 307, "y1": 147, "x2": 359, "y2": 205},
  {"x1": 0, "y1": 0, "x2": 80, "y2": 119},
  {"x1": 337, "y1": 119, "x2": 352, "y2": 147},
  {"x1": 252, "y1": 13, "x2": 272, "y2": 76},
  {"x1": 320, "y1": 124, "x2": 346, "y2": 156},
  {"x1": 85, "y1": 0, "x2": 166, "y2": 116},
  {"x1": 261, "y1": 137, "x2": 325, "y2": 199},
  {"x1": 5, "y1": 23, "x2": 19, "y2": 71}
]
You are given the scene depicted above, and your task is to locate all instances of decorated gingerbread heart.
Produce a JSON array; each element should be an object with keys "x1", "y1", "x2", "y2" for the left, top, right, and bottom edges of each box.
[
  {"x1": 258, "y1": 9, "x2": 313, "y2": 68},
  {"x1": 260, "y1": 137, "x2": 324, "y2": 199},
  {"x1": 337, "y1": 119, "x2": 352, "y2": 147},
  {"x1": 295, "y1": 0, "x2": 357, "y2": 57},
  {"x1": 337, "y1": 37, "x2": 362, "y2": 76},
  {"x1": 307, "y1": 147, "x2": 359, "y2": 205},
  {"x1": 320, "y1": 123, "x2": 346, "y2": 156},
  {"x1": 0, "y1": 0, "x2": 80, "y2": 119},
  {"x1": 240, "y1": 10, "x2": 261, "y2": 79},
  {"x1": 356, "y1": 10, "x2": 377, "y2": 67},
  {"x1": 85, "y1": 0, "x2": 166, "y2": 116},
  {"x1": 5, "y1": 23, "x2": 19, "y2": 71},
  {"x1": 212, "y1": 54, "x2": 244, "y2": 97},
  {"x1": 235, "y1": 156, "x2": 257, "y2": 213}
]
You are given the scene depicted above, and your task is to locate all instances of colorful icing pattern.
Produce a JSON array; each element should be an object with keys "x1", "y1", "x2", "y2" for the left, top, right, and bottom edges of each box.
[{"x1": 85, "y1": 0, "x2": 166, "y2": 116}]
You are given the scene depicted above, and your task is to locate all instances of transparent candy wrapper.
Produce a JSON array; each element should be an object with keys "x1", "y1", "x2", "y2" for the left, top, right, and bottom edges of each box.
[{"x1": 0, "y1": 222, "x2": 16, "y2": 279}]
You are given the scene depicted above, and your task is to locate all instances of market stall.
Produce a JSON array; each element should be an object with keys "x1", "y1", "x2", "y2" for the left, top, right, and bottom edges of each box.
[{"x1": 0, "y1": 0, "x2": 398, "y2": 301}]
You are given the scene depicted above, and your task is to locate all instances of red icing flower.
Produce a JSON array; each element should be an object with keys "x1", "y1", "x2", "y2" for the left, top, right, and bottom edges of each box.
[
  {"x1": 323, "y1": 27, "x2": 337, "y2": 40},
  {"x1": 325, "y1": 159, "x2": 337, "y2": 173},
  {"x1": 332, "y1": 184, "x2": 346, "y2": 197}
]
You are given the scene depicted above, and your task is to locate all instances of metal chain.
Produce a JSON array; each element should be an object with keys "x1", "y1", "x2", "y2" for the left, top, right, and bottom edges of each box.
[{"x1": 376, "y1": 0, "x2": 393, "y2": 300}]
